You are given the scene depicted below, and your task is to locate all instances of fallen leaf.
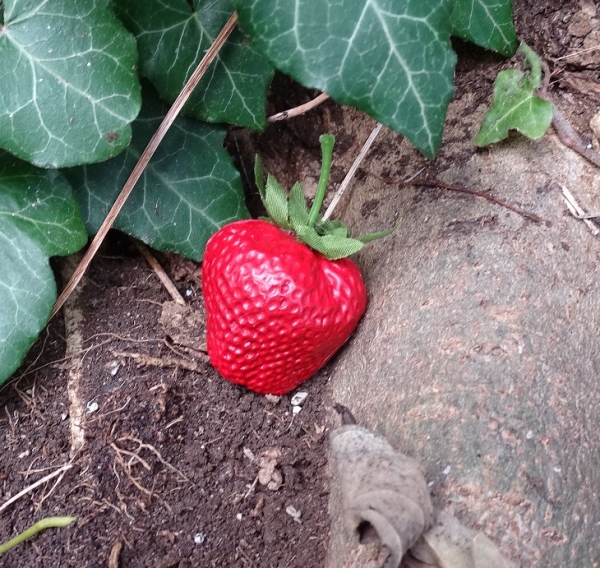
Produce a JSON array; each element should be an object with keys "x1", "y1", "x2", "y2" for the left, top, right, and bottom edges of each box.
[
  {"x1": 410, "y1": 510, "x2": 515, "y2": 568},
  {"x1": 330, "y1": 423, "x2": 433, "y2": 568}
]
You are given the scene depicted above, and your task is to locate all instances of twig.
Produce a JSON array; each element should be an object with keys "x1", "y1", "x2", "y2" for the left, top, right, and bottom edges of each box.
[
  {"x1": 111, "y1": 350, "x2": 207, "y2": 371},
  {"x1": 0, "y1": 516, "x2": 77, "y2": 554},
  {"x1": 552, "y1": 44, "x2": 600, "y2": 61},
  {"x1": 405, "y1": 180, "x2": 542, "y2": 223},
  {"x1": 538, "y1": 60, "x2": 600, "y2": 169},
  {"x1": 133, "y1": 240, "x2": 186, "y2": 305},
  {"x1": 322, "y1": 123, "x2": 383, "y2": 221},
  {"x1": 108, "y1": 541, "x2": 123, "y2": 568},
  {"x1": 549, "y1": 104, "x2": 600, "y2": 169},
  {"x1": 51, "y1": 12, "x2": 239, "y2": 318},
  {"x1": 561, "y1": 185, "x2": 600, "y2": 236},
  {"x1": 118, "y1": 435, "x2": 190, "y2": 483},
  {"x1": 0, "y1": 464, "x2": 73, "y2": 515},
  {"x1": 267, "y1": 92, "x2": 330, "y2": 122}
]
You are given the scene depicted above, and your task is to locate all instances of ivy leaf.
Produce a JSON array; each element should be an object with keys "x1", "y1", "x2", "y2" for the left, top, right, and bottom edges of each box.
[
  {"x1": 116, "y1": 0, "x2": 274, "y2": 130},
  {"x1": 0, "y1": 151, "x2": 87, "y2": 385},
  {"x1": 64, "y1": 85, "x2": 249, "y2": 261},
  {"x1": 235, "y1": 0, "x2": 456, "y2": 158},
  {"x1": 476, "y1": 69, "x2": 553, "y2": 146},
  {"x1": 0, "y1": 0, "x2": 141, "y2": 168},
  {"x1": 450, "y1": 0, "x2": 517, "y2": 57}
]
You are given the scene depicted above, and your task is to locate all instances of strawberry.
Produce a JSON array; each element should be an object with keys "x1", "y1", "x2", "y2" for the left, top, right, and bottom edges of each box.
[{"x1": 202, "y1": 135, "x2": 393, "y2": 395}]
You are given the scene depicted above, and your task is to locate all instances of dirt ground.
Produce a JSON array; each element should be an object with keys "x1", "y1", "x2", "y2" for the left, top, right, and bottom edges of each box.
[
  {"x1": 1, "y1": 1, "x2": 598, "y2": 567},
  {"x1": 0, "y1": 239, "x2": 332, "y2": 567}
]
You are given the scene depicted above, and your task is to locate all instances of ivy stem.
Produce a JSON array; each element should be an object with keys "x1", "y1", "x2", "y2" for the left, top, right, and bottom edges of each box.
[
  {"x1": 0, "y1": 517, "x2": 77, "y2": 554},
  {"x1": 307, "y1": 134, "x2": 335, "y2": 227},
  {"x1": 518, "y1": 42, "x2": 542, "y2": 88}
]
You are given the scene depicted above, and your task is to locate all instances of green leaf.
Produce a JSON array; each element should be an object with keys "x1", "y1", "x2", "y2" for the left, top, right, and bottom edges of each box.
[
  {"x1": 0, "y1": 151, "x2": 87, "y2": 385},
  {"x1": 235, "y1": 0, "x2": 457, "y2": 158},
  {"x1": 450, "y1": 0, "x2": 517, "y2": 57},
  {"x1": 263, "y1": 174, "x2": 291, "y2": 230},
  {"x1": 475, "y1": 68, "x2": 553, "y2": 146},
  {"x1": 296, "y1": 225, "x2": 364, "y2": 260},
  {"x1": 254, "y1": 155, "x2": 266, "y2": 200},
  {"x1": 288, "y1": 181, "x2": 309, "y2": 231},
  {"x1": 116, "y1": 0, "x2": 274, "y2": 129},
  {"x1": 0, "y1": 0, "x2": 141, "y2": 168},
  {"x1": 354, "y1": 220, "x2": 401, "y2": 244},
  {"x1": 64, "y1": 85, "x2": 249, "y2": 261},
  {"x1": 320, "y1": 219, "x2": 348, "y2": 238}
]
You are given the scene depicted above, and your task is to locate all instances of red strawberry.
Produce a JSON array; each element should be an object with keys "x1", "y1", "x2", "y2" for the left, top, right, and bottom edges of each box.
[
  {"x1": 202, "y1": 219, "x2": 367, "y2": 395},
  {"x1": 202, "y1": 135, "x2": 394, "y2": 395}
]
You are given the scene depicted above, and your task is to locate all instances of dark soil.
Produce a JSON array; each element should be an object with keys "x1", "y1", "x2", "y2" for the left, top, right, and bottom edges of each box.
[{"x1": 0, "y1": 239, "x2": 332, "y2": 567}]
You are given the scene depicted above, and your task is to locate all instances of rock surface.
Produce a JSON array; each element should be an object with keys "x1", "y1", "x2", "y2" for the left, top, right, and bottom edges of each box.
[{"x1": 325, "y1": 96, "x2": 600, "y2": 568}]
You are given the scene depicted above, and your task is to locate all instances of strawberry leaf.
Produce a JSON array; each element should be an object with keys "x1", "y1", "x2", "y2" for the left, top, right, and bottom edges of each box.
[
  {"x1": 288, "y1": 182, "x2": 309, "y2": 230},
  {"x1": 354, "y1": 222, "x2": 400, "y2": 244},
  {"x1": 0, "y1": 0, "x2": 141, "y2": 168},
  {"x1": 64, "y1": 85, "x2": 248, "y2": 261},
  {"x1": 254, "y1": 156, "x2": 266, "y2": 199},
  {"x1": 296, "y1": 226, "x2": 364, "y2": 260},
  {"x1": 320, "y1": 219, "x2": 348, "y2": 238},
  {"x1": 115, "y1": 0, "x2": 274, "y2": 129},
  {"x1": 263, "y1": 175, "x2": 291, "y2": 230},
  {"x1": 0, "y1": 151, "x2": 87, "y2": 385}
]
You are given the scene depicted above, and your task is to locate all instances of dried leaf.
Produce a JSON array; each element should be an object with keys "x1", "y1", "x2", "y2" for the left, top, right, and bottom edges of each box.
[
  {"x1": 410, "y1": 510, "x2": 515, "y2": 568},
  {"x1": 331, "y1": 424, "x2": 433, "y2": 568}
]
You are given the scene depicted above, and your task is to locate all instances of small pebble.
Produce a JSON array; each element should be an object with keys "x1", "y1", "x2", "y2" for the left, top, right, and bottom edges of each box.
[
  {"x1": 285, "y1": 505, "x2": 301, "y2": 523},
  {"x1": 442, "y1": 465, "x2": 451, "y2": 475},
  {"x1": 265, "y1": 394, "x2": 280, "y2": 404},
  {"x1": 86, "y1": 401, "x2": 99, "y2": 413},
  {"x1": 193, "y1": 533, "x2": 206, "y2": 545},
  {"x1": 290, "y1": 392, "x2": 308, "y2": 406}
]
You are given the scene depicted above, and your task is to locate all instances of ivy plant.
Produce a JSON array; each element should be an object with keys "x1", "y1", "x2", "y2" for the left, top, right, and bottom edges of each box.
[
  {"x1": 476, "y1": 42, "x2": 554, "y2": 146},
  {"x1": 0, "y1": 0, "x2": 517, "y2": 384}
]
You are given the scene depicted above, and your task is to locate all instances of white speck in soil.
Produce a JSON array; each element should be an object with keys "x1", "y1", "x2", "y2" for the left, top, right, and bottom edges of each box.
[
  {"x1": 290, "y1": 392, "x2": 308, "y2": 406},
  {"x1": 286, "y1": 505, "x2": 302, "y2": 523}
]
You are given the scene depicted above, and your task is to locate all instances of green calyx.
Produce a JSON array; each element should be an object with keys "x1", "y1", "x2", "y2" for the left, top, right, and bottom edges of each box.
[{"x1": 254, "y1": 134, "x2": 397, "y2": 261}]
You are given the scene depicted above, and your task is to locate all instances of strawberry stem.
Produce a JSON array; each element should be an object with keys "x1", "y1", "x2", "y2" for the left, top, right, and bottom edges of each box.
[{"x1": 307, "y1": 134, "x2": 335, "y2": 228}]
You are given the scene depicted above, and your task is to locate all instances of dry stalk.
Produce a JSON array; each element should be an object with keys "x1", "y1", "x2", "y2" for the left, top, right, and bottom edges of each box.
[
  {"x1": 268, "y1": 92, "x2": 330, "y2": 122},
  {"x1": 0, "y1": 464, "x2": 73, "y2": 514},
  {"x1": 322, "y1": 122, "x2": 383, "y2": 221},
  {"x1": 52, "y1": 12, "x2": 239, "y2": 318},
  {"x1": 134, "y1": 240, "x2": 186, "y2": 305}
]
